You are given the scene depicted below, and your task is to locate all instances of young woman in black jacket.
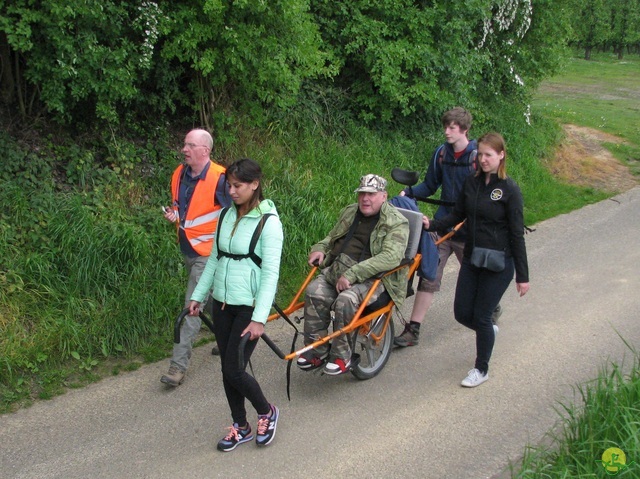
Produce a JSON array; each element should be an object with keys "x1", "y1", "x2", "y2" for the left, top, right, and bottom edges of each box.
[{"x1": 424, "y1": 132, "x2": 530, "y2": 387}]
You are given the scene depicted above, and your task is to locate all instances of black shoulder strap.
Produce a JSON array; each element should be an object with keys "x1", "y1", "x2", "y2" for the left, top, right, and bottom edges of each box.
[
  {"x1": 438, "y1": 145, "x2": 478, "y2": 173},
  {"x1": 215, "y1": 207, "x2": 230, "y2": 256},
  {"x1": 216, "y1": 210, "x2": 274, "y2": 268},
  {"x1": 247, "y1": 213, "x2": 274, "y2": 268}
]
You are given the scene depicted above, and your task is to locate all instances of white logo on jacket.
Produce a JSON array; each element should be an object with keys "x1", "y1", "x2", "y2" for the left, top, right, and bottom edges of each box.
[{"x1": 490, "y1": 189, "x2": 503, "y2": 200}]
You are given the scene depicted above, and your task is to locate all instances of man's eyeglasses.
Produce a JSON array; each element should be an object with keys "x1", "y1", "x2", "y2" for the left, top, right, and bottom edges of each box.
[{"x1": 183, "y1": 143, "x2": 210, "y2": 150}]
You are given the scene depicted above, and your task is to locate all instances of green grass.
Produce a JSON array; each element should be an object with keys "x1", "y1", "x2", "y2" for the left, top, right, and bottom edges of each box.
[
  {"x1": 533, "y1": 51, "x2": 640, "y2": 173},
  {"x1": 510, "y1": 348, "x2": 640, "y2": 478}
]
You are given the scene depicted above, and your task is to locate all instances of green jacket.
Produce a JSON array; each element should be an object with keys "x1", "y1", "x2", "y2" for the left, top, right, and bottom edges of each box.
[
  {"x1": 191, "y1": 199, "x2": 283, "y2": 324},
  {"x1": 311, "y1": 201, "x2": 409, "y2": 307}
]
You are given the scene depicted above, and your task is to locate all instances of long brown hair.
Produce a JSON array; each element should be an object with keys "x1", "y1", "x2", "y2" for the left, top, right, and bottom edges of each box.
[
  {"x1": 477, "y1": 132, "x2": 507, "y2": 180},
  {"x1": 225, "y1": 158, "x2": 264, "y2": 216}
]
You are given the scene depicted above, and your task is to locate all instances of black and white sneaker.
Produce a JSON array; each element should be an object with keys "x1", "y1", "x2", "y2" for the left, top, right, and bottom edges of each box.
[{"x1": 217, "y1": 423, "x2": 254, "y2": 452}]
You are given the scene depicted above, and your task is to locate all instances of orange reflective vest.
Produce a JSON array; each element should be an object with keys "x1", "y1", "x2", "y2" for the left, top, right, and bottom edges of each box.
[{"x1": 171, "y1": 161, "x2": 226, "y2": 256}]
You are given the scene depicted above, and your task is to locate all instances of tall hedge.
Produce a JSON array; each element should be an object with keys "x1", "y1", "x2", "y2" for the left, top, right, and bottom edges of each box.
[{"x1": 0, "y1": 0, "x2": 571, "y2": 131}]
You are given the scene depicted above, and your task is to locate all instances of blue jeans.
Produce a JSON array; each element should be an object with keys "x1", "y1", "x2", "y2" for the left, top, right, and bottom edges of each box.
[{"x1": 454, "y1": 256, "x2": 514, "y2": 374}]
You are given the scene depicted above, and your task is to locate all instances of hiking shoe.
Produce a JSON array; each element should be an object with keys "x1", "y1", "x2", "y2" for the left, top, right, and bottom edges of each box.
[
  {"x1": 296, "y1": 350, "x2": 329, "y2": 370},
  {"x1": 211, "y1": 344, "x2": 220, "y2": 355},
  {"x1": 461, "y1": 368, "x2": 489, "y2": 388},
  {"x1": 323, "y1": 358, "x2": 351, "y2": 375},
  {"x1": 217, "y1": 423, "x2": 254, "y2": 452},
  {"x1": 491, "y1": 305, "x2": 503, "y2": 324},
  {"x1": 256, "y1": 405, "x2": 279, "y2": 447},
  {"x1": 160, "y1": 365, "x2": 184, "y2": 387},
  {"x1": 394, "y1": 323, "x2": 420, "y2": 347}
]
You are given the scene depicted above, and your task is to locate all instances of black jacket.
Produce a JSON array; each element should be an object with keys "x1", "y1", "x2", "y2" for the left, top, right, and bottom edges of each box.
[{"x1": 429, "y1": 173, "x2": 529, "y2": 283}]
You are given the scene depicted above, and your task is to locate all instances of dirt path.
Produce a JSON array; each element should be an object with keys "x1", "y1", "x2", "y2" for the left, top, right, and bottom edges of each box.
[{"x1": 546, "y1": 124, "x2": 637, "y2": 192}]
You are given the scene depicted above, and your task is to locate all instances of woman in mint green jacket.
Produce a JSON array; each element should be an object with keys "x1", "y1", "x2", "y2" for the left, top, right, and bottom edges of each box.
[{"x1": 189, "y1": 158, "x2": 283, "y2": 452}]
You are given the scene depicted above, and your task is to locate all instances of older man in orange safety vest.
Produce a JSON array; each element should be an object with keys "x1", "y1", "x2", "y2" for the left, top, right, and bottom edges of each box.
[{"x1": 160, "y1": 129, "x2": 230, "y2": 387}]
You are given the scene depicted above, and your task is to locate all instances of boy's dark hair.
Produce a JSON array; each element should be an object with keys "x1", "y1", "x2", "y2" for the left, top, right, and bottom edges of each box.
[{"x1": 441, "y1": 107, "x2": 472, "y2": 132}]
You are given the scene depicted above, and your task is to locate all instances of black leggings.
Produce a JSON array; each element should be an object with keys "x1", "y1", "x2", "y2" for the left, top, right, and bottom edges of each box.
[
  {"x1": 212, "y1": 300, "x2": 270, "y2": 426},
  {"x1": 454, "y1": 256, "x2": 515, "y2": 374}
]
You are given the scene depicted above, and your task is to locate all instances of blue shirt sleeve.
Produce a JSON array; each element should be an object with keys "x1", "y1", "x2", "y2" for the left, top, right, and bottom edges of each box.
[{"x1": 215, "y1": 174, "x2": 231, "y2": 207}]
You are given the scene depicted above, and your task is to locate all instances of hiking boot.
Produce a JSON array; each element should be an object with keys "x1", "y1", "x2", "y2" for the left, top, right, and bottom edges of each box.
[
  {"x1": 217, "y1": 423, "x2": 254, "y2": 452},
  {"x1": 296, "y1": 350, "x2": 329, "y2": 371},
  {"x1": 394, "y1": 323, "x2": 420, "y2": 347},
  {"x1": 256, "y1": 405, "x2": 279, "y2": 447},
  {"x1": 491, "y1": 304, "x2": 503, "y2": 324},
  {"x1": 160, "y1": 365, "x2": 184, "y2": 387},
  {"x1": 211, "y1": 344, "x2": 220, "y2": 355},
  {"x1": 323, "y1": 357, "x2": 351, "y2": 375},
  {"x1": 461, "y1": 368, "x2": 489, "y2": 388}
]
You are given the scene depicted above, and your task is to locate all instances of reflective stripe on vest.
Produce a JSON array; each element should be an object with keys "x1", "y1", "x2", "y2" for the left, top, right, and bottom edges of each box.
[
  {"x1": 171, "y1": 161, "x2": 226, "y2": 256},
  {"x1": 183, "y1": 209, "x2": 222, "y2": 229}
]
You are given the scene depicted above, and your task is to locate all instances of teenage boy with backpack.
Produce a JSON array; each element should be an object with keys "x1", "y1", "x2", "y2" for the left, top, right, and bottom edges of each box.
[{"x1": 394, "y1": 107, "x2": 502, "y2": 347}]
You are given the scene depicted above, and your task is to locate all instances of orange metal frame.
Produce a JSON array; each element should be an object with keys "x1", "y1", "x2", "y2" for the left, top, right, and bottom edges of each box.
[
  {"x1": 266, "y1": 252, "x2": 423, "y2": 362},
  {"x1": 264, "y1": 220, "x2": 463, "y2": 363}
]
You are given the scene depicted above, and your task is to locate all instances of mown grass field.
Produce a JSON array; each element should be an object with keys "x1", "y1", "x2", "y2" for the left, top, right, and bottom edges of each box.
[{"x1": 533, "y1": 52, "x2": 640, "y2": 175}]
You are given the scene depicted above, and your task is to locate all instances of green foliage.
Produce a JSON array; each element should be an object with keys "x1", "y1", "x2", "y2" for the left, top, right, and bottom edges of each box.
[
  {"x1": 0, "y1": 0, "x2": 166, "y2": 123},
  {"x1": 569, "y1": 0, "x2": 640, "y2": 59},
  {"x1": 159, "y1": 0, "x2": 331, "y2": 135},
  {"x1": 310, "y1": 0, "x2": 570, "y2": 123}
]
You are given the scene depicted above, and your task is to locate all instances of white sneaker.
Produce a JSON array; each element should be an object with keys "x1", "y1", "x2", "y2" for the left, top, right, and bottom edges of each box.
[
  {"x1": 493, "y1": 324, "x2": 499, "y2": 336},
  {"x1": 323, "y1": 357, "x2": 351, "y2": 375},
  {"x1": 461, "y1": 368, "x2": 489, "y2": 388}
]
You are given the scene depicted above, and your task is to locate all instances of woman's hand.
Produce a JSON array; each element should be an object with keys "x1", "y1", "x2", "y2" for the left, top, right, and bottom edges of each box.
[
  {"x1": 242, "y1": 321, "x2": 265, "y2": 341},
  {"x1": 516, "y1": 282, "x2": 530, "y2": 297},
  {"x1": 188, "y1": 300, "x2": 201, "y2": 316},
  {"x1": 422, "y1": 215, "x2": 430, "y2": 230}
]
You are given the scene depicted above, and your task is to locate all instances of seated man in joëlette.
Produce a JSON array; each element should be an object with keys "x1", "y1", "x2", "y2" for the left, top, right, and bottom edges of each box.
[{"x1": 297, "y1": 174, "x2": 409, "y2": 375}]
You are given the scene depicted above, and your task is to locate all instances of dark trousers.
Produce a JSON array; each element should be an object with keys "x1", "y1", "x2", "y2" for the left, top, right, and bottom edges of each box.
[
  {"x1": 454, "y1": 256, "x2": 515, "y2": 374},
  {"x1": 212, "y1": 300, "x2": 270, "y2": 426}
]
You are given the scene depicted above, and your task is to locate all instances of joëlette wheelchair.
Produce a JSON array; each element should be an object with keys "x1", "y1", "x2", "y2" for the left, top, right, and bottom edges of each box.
[{"x1": 173, "y1": 168, "x2": 462, "y2": 391}]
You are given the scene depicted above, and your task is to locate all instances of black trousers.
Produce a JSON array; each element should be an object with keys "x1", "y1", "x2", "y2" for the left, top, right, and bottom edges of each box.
[
  {"x1": 454, "y1": 256, "x2": 515, "y2": 374},
  {"x1": 212, "y1": 300, "x2": 270, "y2": 426}
]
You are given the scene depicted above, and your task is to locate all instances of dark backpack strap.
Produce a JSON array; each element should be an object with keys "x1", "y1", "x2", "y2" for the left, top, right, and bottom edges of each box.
[
  {"x1": 439, "y1": 145, "x2": 477, "y2": 172},
  {"x1": 215, "y1": 207, "x2": 231, "y2": 258},
  {"x1": 217, "y1": 211, "x2": 274, "y2": 268},
  {"x1": 248, "y1": 213, "x2": 274, "y2": 268}
]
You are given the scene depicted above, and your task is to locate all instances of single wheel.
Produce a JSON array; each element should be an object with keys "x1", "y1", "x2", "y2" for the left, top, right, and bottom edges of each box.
[{"x1": 351, "y1": 313, "x2": 394, "y2": 380}]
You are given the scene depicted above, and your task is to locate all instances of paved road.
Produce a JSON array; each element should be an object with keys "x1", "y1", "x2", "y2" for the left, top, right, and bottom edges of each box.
[{"x1": 2, "y1": 188, "x2": 640, "y2": 479}]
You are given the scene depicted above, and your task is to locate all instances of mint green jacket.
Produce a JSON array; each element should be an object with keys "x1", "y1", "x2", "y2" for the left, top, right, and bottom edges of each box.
[
  {"x1": 191, "y1": 199, "x2": 283, "y2": 324},
  {"x1": 311, "y1": 201, "x2": 409, "y2": 307}
]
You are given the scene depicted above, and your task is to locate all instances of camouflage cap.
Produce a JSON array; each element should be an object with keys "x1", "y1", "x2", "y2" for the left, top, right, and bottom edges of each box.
[{"x1": 355, "y1": 174, "x2": 387, "y2": 193}]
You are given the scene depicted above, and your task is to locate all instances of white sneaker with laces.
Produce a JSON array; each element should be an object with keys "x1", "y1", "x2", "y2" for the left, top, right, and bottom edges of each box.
[{"x1": 461, "y1": 368, "x2": 489, "y2": 388}]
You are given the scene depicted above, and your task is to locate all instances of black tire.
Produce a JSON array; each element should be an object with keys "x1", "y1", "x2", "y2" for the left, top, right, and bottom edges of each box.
[{"x1": 351, "y1": 314, "x2": 394, "y2": 380}]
